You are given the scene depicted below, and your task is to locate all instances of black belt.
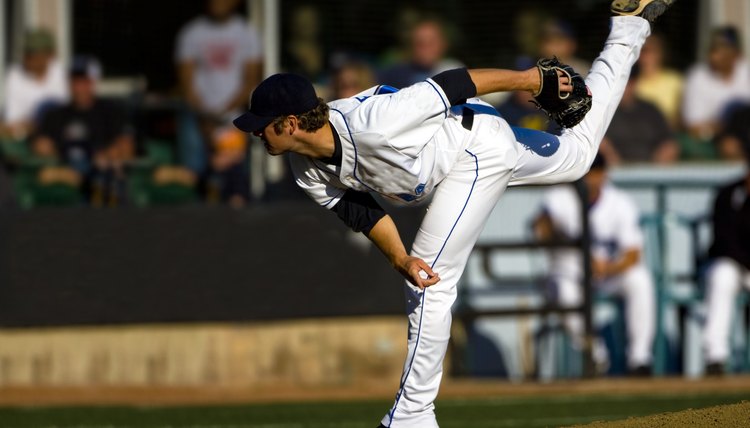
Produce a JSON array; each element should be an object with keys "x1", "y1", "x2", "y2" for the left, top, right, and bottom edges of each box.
[{"x1": 461, "y1": 107, "x2": 475, "y2": 131}]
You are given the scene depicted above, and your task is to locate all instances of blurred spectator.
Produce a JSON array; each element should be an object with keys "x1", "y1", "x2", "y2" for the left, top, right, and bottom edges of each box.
[
  {"x1": 600, "y1": 65, "x2": 679, "y2": 165},
  {"x1": 379, "y1": 6, "x2": 422, "y2": 67},
  {"x1": 31, "y1": 57, "x2": 134, "y2": 206},
  {"x1": 496, "y1": 58, "x2": 557, "y2": 133},
  {"x1": 539, "y1": 19, "x2": 590, "y2": 77},
  {"x1": 329, "y1": 62, "x2": 376, "y2": 100},
  {"x1": 513, "y1": 8, "x2": 548, "y2": 61},
  {"x1": 683, "y1": 27, "x2": 750, "y2": 144},
  {"x1": 635, "y1": 34, "x2": 683, "y2": 128},
  {"x1": 282, "y1": 5, "x2": 324, "y2": 82},
  {"x1": 379, "y1": 17, "x2": 463, "y2": 89},
  {"x1": 534, "y1": 154, "x2": 655, "y2": 375},
  {"x1": 1, "y1": 29, "x2": 68, "y2": 140},
  {"x1": 717, "y1": 105, "x2": 750, "y2": 161},
  {"x1": 702, "y1": 140, "x2": 750, "y2": 376},
  {"x1": 206, "y1": 122, "x2": 250, "y2": 207},
  {"x1": 175, "y1": 0, "x2": 262, "y2": 175},
  {"x1": 176, "y1": 0, "x2": 261, "y2": 206}
]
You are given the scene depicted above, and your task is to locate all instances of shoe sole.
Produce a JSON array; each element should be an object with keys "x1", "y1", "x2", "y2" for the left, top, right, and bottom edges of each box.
[{"x1": 611, "y1": 0, "x2": 675, "y2": 22}]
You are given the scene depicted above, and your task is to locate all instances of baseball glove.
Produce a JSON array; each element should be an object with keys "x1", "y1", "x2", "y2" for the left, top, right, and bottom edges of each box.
[{"x1": 532, "y1": 57, "x2": 592, "y2": 128}]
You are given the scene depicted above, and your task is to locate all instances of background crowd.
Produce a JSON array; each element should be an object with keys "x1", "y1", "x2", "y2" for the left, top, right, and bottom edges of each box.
[{"x1": 0, "y1": 0, "x2": 747, "y2": 208}]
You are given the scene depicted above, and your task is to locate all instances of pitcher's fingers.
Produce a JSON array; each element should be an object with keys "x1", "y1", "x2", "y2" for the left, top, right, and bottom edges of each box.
[
  {"x1": 422, "y1": 274, "x2": 441, "y2": 287},
  {"x1": 417, "y1": 259, "x2": 437, "y2": 278}
]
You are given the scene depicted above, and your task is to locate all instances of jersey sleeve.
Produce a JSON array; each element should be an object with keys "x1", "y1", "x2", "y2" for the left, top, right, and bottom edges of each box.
[
  {"x1": 3, "y1": 67, "x2": 20, "y2": 123},
  {"x1": 175, "y1": 23, "x2": 198, "y2": 62},
  {"x1": 289, "y1": 153, "x2": 347, "y2": 209}
]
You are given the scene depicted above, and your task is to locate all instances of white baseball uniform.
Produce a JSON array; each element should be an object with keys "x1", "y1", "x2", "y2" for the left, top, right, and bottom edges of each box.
[
  {"x1": 703, "y1": 258, "x2": 750, "y2": 364},
  {"x1": 703, "y1": 180, "x2": 750, "y2": 366},
  {"x1": 291, "y1": 16, "x2": 651, "y2": 428},
  {"x1": 541, "y1": 183, "x2": 655, "y2": 369}
]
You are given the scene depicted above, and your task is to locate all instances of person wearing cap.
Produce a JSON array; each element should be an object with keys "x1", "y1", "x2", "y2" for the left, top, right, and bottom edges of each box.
[
  {"x1": 31, "y1": 57, "x2": 134, "y2": 206},
  {"x1": 533, "y1": 153, "x2": 656, "y2": 375},
  {"x1": 702, "y1": 130, "x2": 750, "y2": 376},
  {"x1": 1, "y1": 29, "x2": 68, "y2": 139},
  {"x1": 233, "y1": 4, "x2": 668, "y2": 426},
  {"x1": 683, "y1": 27, "x2": 750, "y2": 145}
]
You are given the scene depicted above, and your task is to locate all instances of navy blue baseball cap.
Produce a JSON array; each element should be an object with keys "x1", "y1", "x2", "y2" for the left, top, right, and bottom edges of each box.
[{"x1": 233, "y1": 73, "x2": 319, "y2": 133}]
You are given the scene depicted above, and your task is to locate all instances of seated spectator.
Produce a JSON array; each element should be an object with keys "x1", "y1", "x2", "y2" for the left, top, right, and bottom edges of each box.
[
  {"x1": 206, "y1": 122, "x2": 250, "y2": 208},
  {"x1": 1, "y1": 29, "x2": 68, "y2": 140},
  {"x1": 329, "y1": 62, "x2": 376, "y2": 100},
  {"x1": 600, "y1": 65, "x2": 679, "y2": 164},
  {"x1": 534, "y1": 154, "x2": 655, "y2": 376},
  {"x1": 717, "y1": 104, "x2": 750, "y2": 161},
  {"x1": 702, "y1": 140, "x2": 750, "y2": 376},
  {"x1": 539, "y1": 19, "x2": 590, "y2": 77},
  {"x1": 635, "y1": 34, "x2": 683, "y2": 129},
  {"x1": 30, "y1": 57, "x2": 134, "y2": 206},
  {"x1": 683, "y1": 27, "x2": 750, "y2": 145},
  {"x1": 175, "y1": 0, "x2": 262, "y2": 193},
  {"x1": 379, "y1": 16, "x2": 463, "y2": 89}
]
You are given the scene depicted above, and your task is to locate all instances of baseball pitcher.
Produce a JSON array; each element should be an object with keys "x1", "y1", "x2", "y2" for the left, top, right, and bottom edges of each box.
[{"x1": 234, "y1": 2, "x2": 675, "y2": 427}]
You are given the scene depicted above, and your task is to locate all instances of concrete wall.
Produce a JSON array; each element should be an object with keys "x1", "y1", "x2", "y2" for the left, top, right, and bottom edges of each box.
[{"x1": 0, "y1": 318, "x2": 407, "y2": 387}]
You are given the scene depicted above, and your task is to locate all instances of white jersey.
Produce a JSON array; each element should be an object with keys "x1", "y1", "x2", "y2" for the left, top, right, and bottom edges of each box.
[
  {"x1": 682, "y1": 59, "x2": 750, "y2": 127},
  {"x1": 290, "y1": 80, "x2": 487, "y2": 207},
  {"x1": 3, "y1": 60, "x2": 68, "y2": 125},
  {"x1": 541, "y1": 183, "x2": 644, "y2": 281},
  {"x1": 175, "y1": 15, "x2": 263, "y2": 115}
]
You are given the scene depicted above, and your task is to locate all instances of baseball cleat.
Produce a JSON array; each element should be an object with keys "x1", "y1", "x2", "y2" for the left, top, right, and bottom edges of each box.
[{"x1": 611, "y1": 0, "x2": 676, "y2": 23}]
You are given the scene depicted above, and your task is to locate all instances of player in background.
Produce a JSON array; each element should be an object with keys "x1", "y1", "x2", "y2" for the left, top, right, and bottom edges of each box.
[
  {"x1": 533, "y1": 154, "x2": 655, "y2": 375},
  {"x1": 702, "y1": 139, "x2": 750, "y2": 376},
  {"x1": 234, "y1": 1, "x2": 674, "y2": 426}
]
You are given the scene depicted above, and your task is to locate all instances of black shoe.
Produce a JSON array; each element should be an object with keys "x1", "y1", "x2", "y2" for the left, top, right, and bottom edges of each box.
[
  {"x1": 629, "y1": 365, "x2": 652, "y2": 377},
  {"x1": 377, "y1": 425, "x2": 387, "y2": 428},
  {"x1": 705, "y1": 362, "x2": 725, "y2": 377},
  {"x1": 611, "y1": 0, "x2": 676, "y2": 23}
]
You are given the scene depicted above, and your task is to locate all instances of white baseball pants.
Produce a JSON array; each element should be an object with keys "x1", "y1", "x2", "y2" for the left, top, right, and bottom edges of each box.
[
  {"x1": 553, "y1": 265, "x2": 656, "y2": 369},
  {"x1": 381, "y1": 16, "x2": 651, "y2": 428},
  {"x1": 703, "y1": 258, "x2": 750, "y2": 364}
]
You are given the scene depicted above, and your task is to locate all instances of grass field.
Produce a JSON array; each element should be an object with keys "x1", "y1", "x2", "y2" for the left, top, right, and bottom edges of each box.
[{"x1": 1, "y1": 393, "x2": 748, "y2": 428}]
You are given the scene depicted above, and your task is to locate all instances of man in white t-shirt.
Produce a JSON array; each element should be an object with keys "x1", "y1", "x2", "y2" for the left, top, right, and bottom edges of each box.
[
  {"x1": 175, "y1": 0, "x2": 263, "y2": 176},
  {"x1": 534, "y1": 154, "x2": 655, "y2": 375},
  {"x1": 1, "y1": 29, "x2": 68, "y2": 139},
  {"x1": 683, "y1": 27, "x2": 750, "y2": 142}
]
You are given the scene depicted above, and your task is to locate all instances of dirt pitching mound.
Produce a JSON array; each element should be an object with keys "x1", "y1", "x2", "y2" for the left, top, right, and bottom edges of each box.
[{"x1": 571, "y1": 400, "x2": 750, "y2": 427}]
